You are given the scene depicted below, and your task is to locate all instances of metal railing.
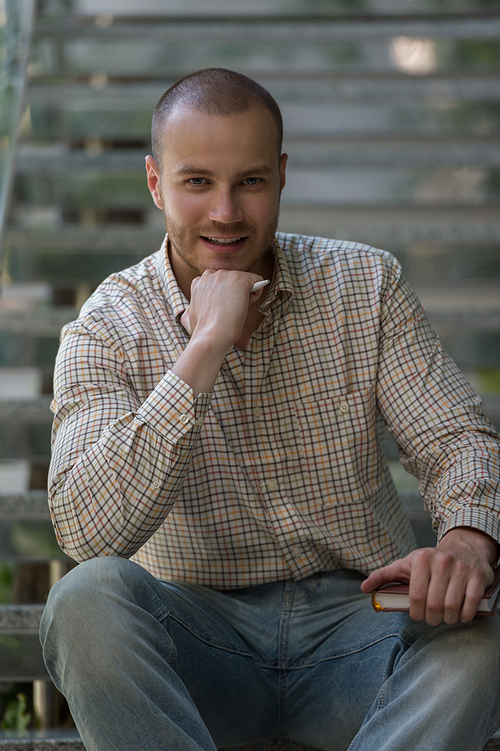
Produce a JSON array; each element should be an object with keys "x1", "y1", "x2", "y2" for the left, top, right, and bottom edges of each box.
[{"x1": 0, "y1": 0, "x2": 37, "y2": 290}]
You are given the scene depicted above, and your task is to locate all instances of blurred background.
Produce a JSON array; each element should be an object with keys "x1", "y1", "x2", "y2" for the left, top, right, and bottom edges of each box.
[{"x1": 0, "y1": 0, "x2": 499, "y2": 741}]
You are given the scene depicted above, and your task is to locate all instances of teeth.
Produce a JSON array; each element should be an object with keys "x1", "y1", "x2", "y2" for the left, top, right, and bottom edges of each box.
[{"x1": 206, "y1": 237, "x2": 242, "y2": 245}]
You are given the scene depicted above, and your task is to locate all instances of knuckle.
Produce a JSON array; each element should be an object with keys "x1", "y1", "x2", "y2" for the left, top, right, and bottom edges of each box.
[
  {"x1": 412, "y1": 548, "x2": 433, "y2": 565},
  {"x1": 425, "y1": 598, "x2": 441, "y2": 615},
  {"x1": 444, "y1": 595, "x2": 462, "y2": 613}
]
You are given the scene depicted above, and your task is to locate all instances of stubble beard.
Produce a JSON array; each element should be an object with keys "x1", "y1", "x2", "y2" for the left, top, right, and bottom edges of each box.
[{"x1": 163, "y1": 204, "x2": 281, "y2": 277}]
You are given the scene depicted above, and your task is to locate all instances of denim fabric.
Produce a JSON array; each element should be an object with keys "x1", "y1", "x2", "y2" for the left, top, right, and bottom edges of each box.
[{"x1": 40, "y1": 557, "x2": 500, "y2": 751}]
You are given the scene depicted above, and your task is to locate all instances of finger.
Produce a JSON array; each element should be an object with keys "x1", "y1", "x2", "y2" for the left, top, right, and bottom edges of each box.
[
  {"x1": 421, "y1": 572, "x2": 450, "y2": 626},
  {"x1": 360, "y1": 559, "x2": 411, "y2": 593},
  {"x1": 409, "y1": 547, "x2": 457, "y2": 625},
  {"x1": 408, "y1": 564, "x2": 432, "y2": 623},
  {"x1": 180, "y1": 307, "x2": 191, "y2": 335},
  {"x1": 190, "y1": 275, "x2": 202, "y2": 295},
  {"x1": 440, "y1": 562, "x2": 471, "y2": 624},
  {"x1": 459, "y1": 573, "x2": 488, "y2": 622}
]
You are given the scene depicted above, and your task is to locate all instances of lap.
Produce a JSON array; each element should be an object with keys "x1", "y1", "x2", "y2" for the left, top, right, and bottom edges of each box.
[{"x1": 43, "y1": 558, "x2": 500, "y2": 751}]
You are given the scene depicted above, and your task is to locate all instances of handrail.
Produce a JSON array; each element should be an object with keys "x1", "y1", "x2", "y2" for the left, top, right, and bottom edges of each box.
[{"x1": 0, "y1": 0, "x2": 37, "y2": 291}]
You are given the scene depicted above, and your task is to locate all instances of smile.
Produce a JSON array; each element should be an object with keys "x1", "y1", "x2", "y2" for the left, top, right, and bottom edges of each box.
[{"x1": 203, "y1": 237, "x2": 245, "y2": 245}]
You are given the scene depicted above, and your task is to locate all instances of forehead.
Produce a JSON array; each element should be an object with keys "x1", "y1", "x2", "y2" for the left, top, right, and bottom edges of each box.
[{"x1": 157, "y1": 104, "x2": 280, "y2": 174}]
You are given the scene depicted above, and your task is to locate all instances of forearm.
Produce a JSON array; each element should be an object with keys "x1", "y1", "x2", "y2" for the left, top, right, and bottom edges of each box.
[
  {"x1": 49, "y1": 370, "x2": 211, "y2": 560},
  {"x1": 171, "y1": 330, "x2": 229, "y2": 397}
]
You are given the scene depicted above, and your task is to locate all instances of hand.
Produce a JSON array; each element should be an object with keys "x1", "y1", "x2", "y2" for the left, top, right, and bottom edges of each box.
[
  {"x1": 172, "y1": 269, "x2": 266, "y2": 397},
  {"x1": 180, "y1": 269, "x2": 265, "y2": 347},
  {"x1": 361, "y1": 527, "x2": 498, "y2": 626}
]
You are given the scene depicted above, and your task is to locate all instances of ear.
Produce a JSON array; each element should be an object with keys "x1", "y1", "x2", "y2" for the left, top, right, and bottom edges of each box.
[
  {"x1": 279, "y1": 153, "x2": 287, "y2": 192},
  {"x1": 145, "y1": 155, "x2": 164, "y2": 210}
]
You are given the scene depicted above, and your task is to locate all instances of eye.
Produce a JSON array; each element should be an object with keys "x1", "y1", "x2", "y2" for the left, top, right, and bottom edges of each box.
[
  {"x1": 243, "y1": 177, "x2": 261, "y2": 186},
  {"x1": 188, "y1": 177, "x2": 206, "y2": 186}
]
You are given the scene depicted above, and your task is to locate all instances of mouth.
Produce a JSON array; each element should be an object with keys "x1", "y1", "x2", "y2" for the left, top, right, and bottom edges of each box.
[
  {"x1": 200, "y1": 235, "x2": 247, "y2": 251},
  {"x1": 202, "y1": 236, "x2": 246, "y2": 246}
]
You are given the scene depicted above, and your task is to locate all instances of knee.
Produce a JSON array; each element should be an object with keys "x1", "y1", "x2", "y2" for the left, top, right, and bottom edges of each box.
[
  {"x1": 413, "y1": 617, "x2": 500, "y2": 695},
  {"x1": 40, "y1": 557, "x2": 149, "y2": 656}
]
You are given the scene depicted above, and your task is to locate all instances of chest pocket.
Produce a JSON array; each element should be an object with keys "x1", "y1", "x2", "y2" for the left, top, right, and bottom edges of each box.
[{"x1": 294, "y1": 382, "x2": 385, "y2": 505}]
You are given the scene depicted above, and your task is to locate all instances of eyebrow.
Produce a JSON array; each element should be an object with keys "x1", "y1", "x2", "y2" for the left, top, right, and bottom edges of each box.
[{"x1": 174, "y1": 164, "x2": 274, "y2": 178}]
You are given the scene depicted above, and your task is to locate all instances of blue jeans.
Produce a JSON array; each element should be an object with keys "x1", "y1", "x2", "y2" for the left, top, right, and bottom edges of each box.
[{"x1": 40, "y1": 557, "x2": 500, "y2": 751}]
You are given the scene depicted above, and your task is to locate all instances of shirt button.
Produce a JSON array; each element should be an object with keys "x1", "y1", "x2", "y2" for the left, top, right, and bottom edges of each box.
[
  {"x1": 339, "y1": 402, "x2": 350, "y2": 414},
  {"x1": 194, "y1": 417, "x2": 204, "y2": 427},
  {"x1": 179, "y1": 413, "x2": 190, "y2": 424},
  {"x1": 253, "y1": 406, "x2": 263, "y2": 418},
  {"x1": 267, "y1": 479, "x2": 278, "y2": 492},
  {"x1": 152, "y1": 480, "x2": 161, "y2": 489}
]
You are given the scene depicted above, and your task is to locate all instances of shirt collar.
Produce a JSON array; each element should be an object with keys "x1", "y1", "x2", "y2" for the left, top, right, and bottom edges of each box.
[
  {"x1": 155, "y1": 233, "x2": 294, "y2": 322},
  {"x1": 262, "y1": 236, "x2": 294, "y2": 312}
]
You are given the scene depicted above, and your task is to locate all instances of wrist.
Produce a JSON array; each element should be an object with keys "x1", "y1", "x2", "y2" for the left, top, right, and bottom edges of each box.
[
  {"x1": 440, "y1": 527, "x2": 499, "y2": 566},
  {"x1": 188, "y1": 328, "x2": 233, "y2": 360},
  {"x1": 172, "y1": 332, "x2": 230, "y2": 398}
]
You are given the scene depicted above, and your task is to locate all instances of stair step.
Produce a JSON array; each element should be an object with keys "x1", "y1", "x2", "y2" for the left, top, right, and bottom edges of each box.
[
  {"x1": 33, "y1": 15, "x2": 500, "y2": 42},
  {"x1": 13, "y1": 170, "x2": 500, "y2": 209},
  {"x1": 6, "y1": 210, "x2": 500, "y2": 249},
  {"x1": 0, "y1": 604, "x2": 45, "y2": 631},
  {"x1": 0, "y1": 309, "x2": 77, "y2": 336},
  {"x1": 16, "y1": 140, "x2": 500, "y2": 170},
  {"x1": 277, "y1": 206, "x2": 500, "y2": 244},
  {"x1": 0, "y1": 731, "x2": 499, "y2": 750},
  {"x1": 0, "y1": 737, "x2": 84, "y2": 750},
  {"x1": 29, "y1": 19, "x2": 500, "y2": 79},
  {"x1": 0, "y1": 398, "x2": 52, "y2": 421},
  {"x1": 26, "y1": 75, "x2": 500, "y2": 105},
  {"x1": 0, "y1": 492, "x2": 50, "y2": 518}
]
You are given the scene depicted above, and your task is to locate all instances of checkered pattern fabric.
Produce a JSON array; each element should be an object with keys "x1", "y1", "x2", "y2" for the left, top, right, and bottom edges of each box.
[{"x1": 48, "y1": 233, "x2": 500, "y2": 588}]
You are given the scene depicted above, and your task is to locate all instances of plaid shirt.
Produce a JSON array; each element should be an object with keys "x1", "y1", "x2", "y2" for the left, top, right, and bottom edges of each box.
[{"x1": 49, "y1": 233, "x2": 500, "y2": 588}]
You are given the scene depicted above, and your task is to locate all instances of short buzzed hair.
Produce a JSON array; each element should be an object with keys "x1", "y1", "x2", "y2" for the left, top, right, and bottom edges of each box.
[{"x1": 151, "y1": 68, "x2": 283, "y2": 167}]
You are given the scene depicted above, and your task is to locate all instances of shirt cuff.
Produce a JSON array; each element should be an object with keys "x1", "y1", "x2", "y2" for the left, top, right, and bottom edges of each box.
[
  {"x1": 135, "y1": 370, "x2": 212, "y2": 444},
  {"x1": 437, "y1": 507, "x2": 500, "y2": 563}
]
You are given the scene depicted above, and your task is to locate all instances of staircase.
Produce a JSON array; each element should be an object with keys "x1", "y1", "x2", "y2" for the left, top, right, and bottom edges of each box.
[{"x1": 0, "y1": 0, "x2": 499, "y2": 745}]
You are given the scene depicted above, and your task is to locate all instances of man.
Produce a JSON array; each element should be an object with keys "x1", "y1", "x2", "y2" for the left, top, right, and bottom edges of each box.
[{"x1": 40, "y1": 68, "x2": 500, "y2": 751}]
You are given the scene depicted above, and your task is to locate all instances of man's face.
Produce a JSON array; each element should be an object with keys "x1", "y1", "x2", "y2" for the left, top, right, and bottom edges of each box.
[{"x1": 146, "y1": 104, "x2": 287, "y2": 295}]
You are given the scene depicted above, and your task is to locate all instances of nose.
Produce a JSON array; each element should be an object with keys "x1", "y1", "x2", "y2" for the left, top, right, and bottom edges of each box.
[{"x1": 208, "y1": 187, "x2": 243, "y2": 224}]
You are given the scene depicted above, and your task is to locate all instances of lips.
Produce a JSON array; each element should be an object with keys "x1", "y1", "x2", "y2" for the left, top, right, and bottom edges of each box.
[
  {"x1": 203, "y1": 236, "x2": 245, "y2": 245},
  {"x1": 200, "y1": 235, "x2": 248, "y2": 252}
]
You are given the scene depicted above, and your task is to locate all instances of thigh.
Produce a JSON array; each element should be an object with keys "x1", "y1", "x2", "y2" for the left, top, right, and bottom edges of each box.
[
  {"x1": 285, "y1": 600, "x2": 410, "y2": 751},
  {"x1": 285, "y1": 575, "x2": 500, "y2": 751},
  {"x1": 42, "y1": 557, "x2": 280, "y2": 748},
  {"x1": 158, "y1": 579, "x2": 282, "y2": 747}
]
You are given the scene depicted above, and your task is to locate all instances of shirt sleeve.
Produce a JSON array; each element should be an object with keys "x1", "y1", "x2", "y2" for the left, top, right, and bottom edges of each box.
[
  {"x1": 48, "y1": 318, "x2": 211, "y2": 561},
  {"x1": 375, "y1": 258, "x2": 500, "y2": 548}
]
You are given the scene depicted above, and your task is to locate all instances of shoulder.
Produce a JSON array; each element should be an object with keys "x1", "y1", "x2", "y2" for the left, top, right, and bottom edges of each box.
[
  {"x1": 62, "y1": 250, "x2": 164, "y2": 344},
  {"x1": 275, "y1": 232, "x2": 402, "y2": 291},
  {"x1": 81, "y1": 251, "x2": 161, "y2": 314}
]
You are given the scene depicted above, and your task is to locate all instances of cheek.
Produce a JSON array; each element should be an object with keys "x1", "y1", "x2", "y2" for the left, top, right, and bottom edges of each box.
[
  {"x1": 165, "y1": 193, "x2": 205, "y2": 225},
  {"x1": 254, "y1": 194, "x2": 280, "y2": 225}
]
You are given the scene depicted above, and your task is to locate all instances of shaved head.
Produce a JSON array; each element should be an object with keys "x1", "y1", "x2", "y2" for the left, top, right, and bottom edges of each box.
[{"x1": 151, "y1": 68, "x2": 283, "y2": 168}]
